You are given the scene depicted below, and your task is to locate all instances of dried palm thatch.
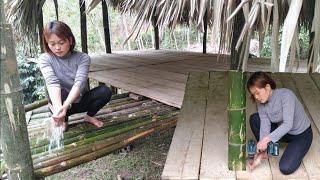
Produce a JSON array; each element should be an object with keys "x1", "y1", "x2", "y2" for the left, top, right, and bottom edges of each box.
[
  {"x1": 4, "y1": 0, "x2": 319, "y2": 72},
  {"x1": 4, "y1": 0, "x2": 58, "y2": 56}
]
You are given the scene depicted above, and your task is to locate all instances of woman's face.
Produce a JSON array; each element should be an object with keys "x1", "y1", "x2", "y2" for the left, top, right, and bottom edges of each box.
[
  {"x1": 47, "y1": 34, "x2": 71, "y2": 57},
  {"x1": 249, "y1": 84, "x2": 272, "y2": 104}
]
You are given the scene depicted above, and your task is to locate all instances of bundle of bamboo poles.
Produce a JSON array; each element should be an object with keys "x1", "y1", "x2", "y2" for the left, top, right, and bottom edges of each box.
[{"x1": 26, "y1": 93, "x2": 178, "y2": 178}]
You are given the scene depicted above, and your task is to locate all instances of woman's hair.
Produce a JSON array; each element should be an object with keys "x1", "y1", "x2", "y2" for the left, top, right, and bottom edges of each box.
[
  {"x1": 42, "y1": 21, "x2": 76, "y2": 55},
  {"x1": 247, "y1": 71, "x2": 276, "y2": 101}
]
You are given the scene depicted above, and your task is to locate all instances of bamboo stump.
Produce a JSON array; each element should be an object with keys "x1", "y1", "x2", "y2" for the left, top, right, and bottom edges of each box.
[
  {"x1": 0, "y1": 24, "x2": 35, "y2": 179},
  {"x1": 227, "y1": 70, "x2": 246, "y2": 170}
]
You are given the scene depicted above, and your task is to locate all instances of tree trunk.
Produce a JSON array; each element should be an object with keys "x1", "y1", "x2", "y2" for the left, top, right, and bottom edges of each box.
[
  {"x1": 0, "y1": 23, "x2": 35, "y2": 179},
  {"x1": 230, "y1": 0, "x2": 245, "y2": 70},
  {"x1": 227, "y1": 70, "x2": 246, "y2": 170}
]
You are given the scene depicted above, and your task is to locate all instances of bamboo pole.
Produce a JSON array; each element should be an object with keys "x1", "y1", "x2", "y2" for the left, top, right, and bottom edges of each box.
[
  {"x1": 27, "y1": 101, "x2": 166, "y2": 142},
  {"x1": 28, "y1": 93, "x2": 130, "y2": 119},
  {"x1": 203, "y1": 10, "x2": 207, "y2": 54},
  {"x1": 27, "y1": 100, "x2": 158, "y2": 134},
  {"x1": 227, "y1": 70, "x2": 246, "y2": 170},
  {"x1": 153, "y1": 13, "x2": 160, "y2": 50},
  {"x1": 33, "y1": 117, "x2": 177, "y2": 169},
  {"x1": 102, "y1": 0, "x2": 112, "y2": 53},
  {"x1": 29, "y1": 107, "x2": 177, "y2": 154},
  {"x1": 34, "y1": 119, "x2": 176, "y2": 177},
  {"x1": 31, "y1": 111, "x2": 178, "y2": 161},
  {"x1": 0, "y1": 22, "x2": 35, "y2": 179},
  {"x1": 25, "y1": 98, "x2": 48, "y2": 112}
]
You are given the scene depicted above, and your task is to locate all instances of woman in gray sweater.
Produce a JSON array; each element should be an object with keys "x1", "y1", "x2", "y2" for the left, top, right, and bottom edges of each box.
[
  {"x1": 39, "y1": 21, "x2": 112, "y2": 130},
  {"x1": 247, "y1": 72, "x2": 312, "y2": 175}
]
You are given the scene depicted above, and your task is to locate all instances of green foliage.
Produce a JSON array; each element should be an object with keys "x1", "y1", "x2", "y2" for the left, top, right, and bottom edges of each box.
[
  {"x1": 260, "y1": 26, "x2": 310, "y2": 59},
  {"x1": 16, "y1": 43, "x2": 45, "y2": 104}
]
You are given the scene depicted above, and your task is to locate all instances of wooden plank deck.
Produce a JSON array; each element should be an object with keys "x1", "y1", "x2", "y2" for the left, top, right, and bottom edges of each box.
[
  {"x1": 89, "y1": 50, "x2": 308, "y2": 108},
  {"x1": 162, "y1": 71, "x2": 320, "y2": 179}
]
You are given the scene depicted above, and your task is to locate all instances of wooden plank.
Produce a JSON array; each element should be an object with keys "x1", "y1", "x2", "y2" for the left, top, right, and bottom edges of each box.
[
  {"x1": 310, "y1": 73, "x2": 320, "y2": 92},
  {"x1": 89, "y1": 70, "x2": 183, "y2": 108},
  {"x1": 200, "y1": 71, "x2": 236, "y2": 179},
  {"x1": 113, "y1": 69, "x2": 186, "y2": 91},
  {"x1": 290, "y1": 74, "x2": 320, "y2": 133},
  {"x1": 125, "y1": 66, "x2": 187, "y2": 83},
  {"x1": 284, "y1": 73, "x2": 320, "y2": 179},
  {"x1": 162, "y1": 72, "x2": 209, "y2": 179},
  {"x1": 236, "y1": 72, "x2": 273, "y2": 180},
  {"x1": 91, "y1": 70, "x2": 182, "y2": 97}
]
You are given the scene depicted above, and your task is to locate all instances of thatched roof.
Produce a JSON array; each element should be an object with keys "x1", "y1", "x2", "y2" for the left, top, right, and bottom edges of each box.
[{"x1": 3, "y1": 0, "x2": 320, "y2": 72}]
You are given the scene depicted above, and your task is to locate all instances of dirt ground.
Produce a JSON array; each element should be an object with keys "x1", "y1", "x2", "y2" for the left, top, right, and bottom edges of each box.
[{"x1": 45, "y1": 127, "x2": 175, "y2": 180}]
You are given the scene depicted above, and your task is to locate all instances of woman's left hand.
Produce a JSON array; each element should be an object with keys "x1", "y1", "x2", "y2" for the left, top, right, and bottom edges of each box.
[{"x1": 257, "y1": 136, "x2": 270, "y2": 152}]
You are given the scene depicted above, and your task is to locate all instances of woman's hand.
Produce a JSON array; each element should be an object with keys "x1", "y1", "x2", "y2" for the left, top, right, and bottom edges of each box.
[
  {"x1": 248, "y1": 151, "x2": 268, "y2": 171},
  {"x1": 50, "y1": 104, "x2": 68, "y2": 126},
  {"x1": 257, "y1": 136, "x2": 270, "y2": 152}
]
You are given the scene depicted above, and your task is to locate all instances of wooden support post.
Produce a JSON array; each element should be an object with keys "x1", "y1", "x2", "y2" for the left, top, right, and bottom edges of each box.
[
  {"x1": 308, "y1": 31, "x2": 315, "y2": 73},
  {"x1": 101, "y1": 1, "x2": 117, "y2": 93},
  {"x1": 79, "y1": 0, "x2": 90, "y2": 89},
  {"x1": 79, "y1": 0, "x2": 88, "y2": 53},
  {"x1": 53, "y1": 0, "x2": 59, "y2": 20},
  {"x1": 102, "y1": 0, "x2": 112, "y2": 53},
  {"x1": 153, "y1": 15, "x2": 160, "y2": 50},
  {"x1": 227, "y1": 70, "x2": 246, "y2": 170},
  {"x1": 0, "y1": 21, "x2": 35, "y2": 179},
  {"x1": 203, "y1": 11, "x2": 207, "y2": 54}
]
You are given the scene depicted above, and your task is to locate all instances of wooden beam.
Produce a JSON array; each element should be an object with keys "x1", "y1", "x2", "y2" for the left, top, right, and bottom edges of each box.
[
  {"x1": 203, "y1": 11, "x2": 207, "y2": 54},
  {"x1": 79, "y1": 0, "x2": 88, "y2": 53},
  {"x1": 102, "y1": 0, "x2": 112, "y2": 53}
]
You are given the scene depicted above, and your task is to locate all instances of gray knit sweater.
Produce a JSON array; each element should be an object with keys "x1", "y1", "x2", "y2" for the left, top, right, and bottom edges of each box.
[
  {"x1": 257, "y1": 88, "x2": 311, "y2": 142},
  {"x1": 39, "y1": 51, "x2": 90, "y2": 103}
]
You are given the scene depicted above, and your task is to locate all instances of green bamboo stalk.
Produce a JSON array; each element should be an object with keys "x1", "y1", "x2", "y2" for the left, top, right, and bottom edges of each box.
[
  {"x1": 31, "y1": 110, "x2": 178, "y2": 156},
  {"x1": 0, "y1": 23, "x2": 35, "y2": 179},
  {"x1": 27, "y1": 99, "x2": 153, "y2": 130},
  {"x1": 30, "y1": 93, "x2": 130, "y2": 115},
  {"x1": 27, "y1": 101, "x2": 167, "y2": 136},
  {"x1": 34, "y1": 120, "x2": 177, "y2": 177},
  {"x1": 28, "y1": 104, "x2": 174, "y2": 147},
  {"x1": 227, "y1": 70, "x2": 246, "y2": 170},
  {"x1": 30, "y1": 107, "x2": 177, "y2": 153},
  {"x1": 33, "y1": 118, "x2": 177, "y2": 169},
  {"x1": 24, "y1": 99, "x2": 48, "y2": 112}
]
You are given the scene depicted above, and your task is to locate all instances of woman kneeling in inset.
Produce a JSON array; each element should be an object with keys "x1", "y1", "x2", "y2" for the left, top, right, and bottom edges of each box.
[{"x1": 247, "y1": 72, "x2": 312, "y2": 175}]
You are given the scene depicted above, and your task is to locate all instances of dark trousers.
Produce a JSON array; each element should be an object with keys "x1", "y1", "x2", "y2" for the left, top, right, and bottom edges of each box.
[
  {"x1": 50, "y1": 85, "x2": 112, "y2": 122},
  {"x1": 249, "y1": 113, "x2": 313, "y2": 175}
]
